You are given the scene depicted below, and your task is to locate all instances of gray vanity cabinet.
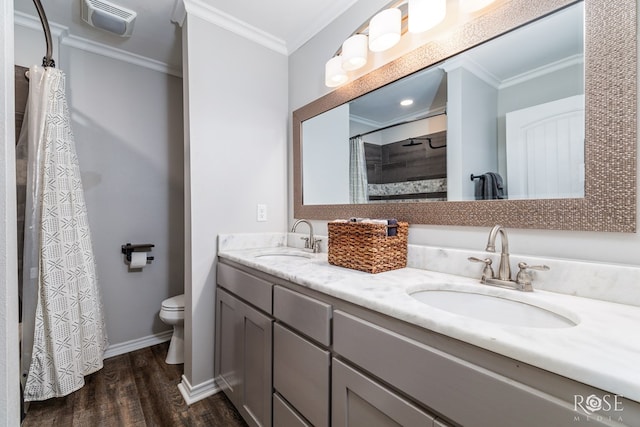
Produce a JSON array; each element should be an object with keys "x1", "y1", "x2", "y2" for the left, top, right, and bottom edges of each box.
[
  {"x1": 332, "y1": 358, "x2": 436, "y2": 427},
  {"x1": 215, "y1": 265, "x2": 274, "y2": 427},
  {"x1": 216, "y1": 261, "x2": 634, "y2": 427}
]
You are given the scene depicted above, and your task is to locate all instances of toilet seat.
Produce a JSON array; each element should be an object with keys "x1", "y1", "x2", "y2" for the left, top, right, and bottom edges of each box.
[{"x1": 161, "y1": 294, "x2": 184, "y2": 312}]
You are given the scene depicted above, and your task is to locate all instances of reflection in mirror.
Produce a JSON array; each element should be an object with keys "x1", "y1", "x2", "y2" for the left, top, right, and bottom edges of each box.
[{"x1": 302, "y1": 2, "x2": 584, "y2": 205}]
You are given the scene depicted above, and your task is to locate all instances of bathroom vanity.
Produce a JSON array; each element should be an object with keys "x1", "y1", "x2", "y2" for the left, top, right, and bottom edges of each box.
[{"x1": 214, "y1": 234, "x2": 640, "y2": 427}]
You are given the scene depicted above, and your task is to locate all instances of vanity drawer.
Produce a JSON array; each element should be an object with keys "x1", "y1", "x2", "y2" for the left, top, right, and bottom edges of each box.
[
  {"x1": 217, "y1": 263, "x2": 272, "y2": 314},
  {"x1": 273, "y1": 285, "x2": 332, "y2": 346},
  {"x1": 273, "y1": 323, "x2": 330, "y2": 427},
  {"x1": 273, "y1": 392, "x2": 312, "y2": 427},
  {"x1": 333, "y1": 310, "x2": 586, "y2": 427},
  {"x1": 332, "y1": 358, "x2": 435, "y2": 427}
]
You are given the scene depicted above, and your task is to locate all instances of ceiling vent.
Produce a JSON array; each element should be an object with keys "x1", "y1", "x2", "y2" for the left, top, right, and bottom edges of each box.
[{"x1": 81, "y1": 0, "x2": 136, "y2": 37}]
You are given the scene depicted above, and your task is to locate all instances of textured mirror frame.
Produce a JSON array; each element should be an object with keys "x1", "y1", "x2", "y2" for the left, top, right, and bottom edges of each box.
[{"x1": 293, "y1": 0, "x2": 637, "y2": 232}]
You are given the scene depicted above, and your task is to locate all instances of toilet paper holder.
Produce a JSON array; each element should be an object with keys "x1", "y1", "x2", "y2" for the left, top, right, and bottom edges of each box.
[{"x1": 121, "y1": 243, "x2": 155, "y2": 263}]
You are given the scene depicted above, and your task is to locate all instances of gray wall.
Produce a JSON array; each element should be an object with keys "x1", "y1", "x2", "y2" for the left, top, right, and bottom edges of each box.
[{"x1": 182, "y1": 12, "x2": 288, "y2": 390}]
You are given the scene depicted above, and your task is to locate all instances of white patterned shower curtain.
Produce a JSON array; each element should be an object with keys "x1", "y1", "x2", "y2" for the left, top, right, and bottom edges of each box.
[
  {"x1": 349, "y1": 136, "x2": 369, "y2": 203},
  {"x1": 20, "y1": 65, "x2": 108, "y2": 401}
]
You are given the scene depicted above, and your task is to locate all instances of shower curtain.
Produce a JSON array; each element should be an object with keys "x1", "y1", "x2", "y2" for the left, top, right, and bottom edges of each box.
[
  {"x1": 20, "y1": 65, "x2": 108, "y2": 401},
  {"x1": 349, "y1": 136, "x2": 369, "y2": 203}
]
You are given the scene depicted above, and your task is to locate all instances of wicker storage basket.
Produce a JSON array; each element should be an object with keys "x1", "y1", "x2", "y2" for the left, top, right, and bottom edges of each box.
[{"x1": 328, "y1": 221, "x2": 408, "y2": 274}]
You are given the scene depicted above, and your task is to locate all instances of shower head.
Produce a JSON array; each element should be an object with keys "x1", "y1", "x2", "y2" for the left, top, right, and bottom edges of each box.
[{"x1": 402, "y1": 139, "x2": 422, "y2": 147}]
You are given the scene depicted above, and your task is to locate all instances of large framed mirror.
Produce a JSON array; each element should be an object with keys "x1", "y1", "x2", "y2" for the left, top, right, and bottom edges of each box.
[{"x1": 293, "y1": 0, "x2": 636, "y2": 232}]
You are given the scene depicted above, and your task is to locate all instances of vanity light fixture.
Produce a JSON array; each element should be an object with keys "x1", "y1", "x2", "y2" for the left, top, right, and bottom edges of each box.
[
  {"x1": 368, "y1": 8, "x2": 402, "y2": 52},
  {"x1": 341, "y1": 34, "x2": 368, "y2": 71},
  {"x1": 325, "y1": 55, "x2": 348, "y2": 87},
  {"x1": 459, "y1": 0, "x2": 496, "y2": 14},
  {"x1": 324, "y1": 0, "x2": 498, "y2": 87},
  {"x1": 409, "y1": 0, "x2": 446, "y2": 33}
]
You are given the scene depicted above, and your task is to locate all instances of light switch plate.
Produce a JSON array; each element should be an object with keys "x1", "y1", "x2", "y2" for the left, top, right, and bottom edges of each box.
[{"x1": 257, "y1": 204, "x2": 267, "y2": 222}]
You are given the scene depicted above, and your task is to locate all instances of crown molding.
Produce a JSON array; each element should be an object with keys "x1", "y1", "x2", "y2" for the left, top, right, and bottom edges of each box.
[
  {"x1": 440, "y1": 51, "x2": 585, "y2": 91},
  {"x1": 499, "y1": 53, "x2": 584, "y2": 89},
  {"x1": 440, "y1": 55, "x2": 501, "y2": 89},
  {"x1": 14, "y1": 11, "x2": 68, "y2": 39},
  {"x1": 351, "y1": 105, "x2": 448, "y2": 132},
  {"x1": 62, "y1": 35, "x2": 182, "y2": 77},
  {"x1": 184, "y1": 0, "x2": 287, "y2": 55},
  {"x1": 14, "y1": 11, "x2": 182, "y2": 77},
  {"x1": 171, "y1": 0, "x2": 187, "y2": 28}
]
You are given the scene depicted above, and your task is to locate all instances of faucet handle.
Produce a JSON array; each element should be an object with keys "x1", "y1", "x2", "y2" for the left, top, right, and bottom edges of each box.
[
  {"x1": 468, "y1": 257, "x2": 495, "y2": 282},
  {"x1": 517, "y1": 262, "x2": 550, "y2": 273},
  {"x1": 312, "y1": 238, "x2": 322, "y2": 253},
  {"x1": 515, "y1": 262, "x2": 550, "y2": 291},
  {"x1": 300, "y1": 236, "x2": 310, "y2": 249}
]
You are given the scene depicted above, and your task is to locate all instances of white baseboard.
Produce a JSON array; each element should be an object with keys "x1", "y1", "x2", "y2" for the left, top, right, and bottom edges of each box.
[
  {"x1": 178, "y1": 374, "x2": 221, "y2": 406},
  {"x1": 103, "y1": 330, "x2": 173, "y2": 359}
]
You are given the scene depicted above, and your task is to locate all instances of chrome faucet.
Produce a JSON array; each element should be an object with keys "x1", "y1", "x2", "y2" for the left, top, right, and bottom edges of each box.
[
  {"x1": 468, "y1": 225, "x2": 549, "y2": 292},
  {"x1": 486, "y1": 225, "x2": 511, "y2": 282},
  {"x1": 291, "y1": 219, "x2": 321, "y2": 253}
]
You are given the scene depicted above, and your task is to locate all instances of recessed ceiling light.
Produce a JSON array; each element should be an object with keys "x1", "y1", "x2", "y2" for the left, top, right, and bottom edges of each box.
[{"x1": 400, "y1": 99, "x2": 414, "y2": 106}]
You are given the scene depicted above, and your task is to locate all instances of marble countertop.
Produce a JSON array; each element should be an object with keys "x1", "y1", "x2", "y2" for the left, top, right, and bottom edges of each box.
[{"x1": 217, "y1": 238, "x2": 640, "y2": 403}]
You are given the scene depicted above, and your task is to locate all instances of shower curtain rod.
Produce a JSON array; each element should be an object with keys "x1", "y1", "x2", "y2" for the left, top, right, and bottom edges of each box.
[
  {"x1": 352, "y1": 110, "x2": 446, "y2": 139},
  {"x1": 31, "y1": 0, "x2": 55, "y2": 68}
]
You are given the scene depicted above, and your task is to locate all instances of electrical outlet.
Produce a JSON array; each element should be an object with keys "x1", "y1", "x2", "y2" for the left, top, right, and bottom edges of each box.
[{"x1": 257, "y1": 204, "x2": 267, "y2": 222}]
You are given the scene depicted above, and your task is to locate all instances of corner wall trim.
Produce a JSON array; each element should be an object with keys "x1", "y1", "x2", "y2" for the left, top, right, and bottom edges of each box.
[
  {"x1": 14, "y1": 11, "x2": 182, "y2": 77},
  {"x1": 61, "y1": 35, "x2": 182, "y2": 77},
  {"x1": 178, "y1": 375, "x2": 220, "y2": 406},
  {"x1": 103, "y1": 330, "x2": 173, "y2": 359},
  {"x1": 184, "y1": 0, "x2": 288, "y2": 55}
]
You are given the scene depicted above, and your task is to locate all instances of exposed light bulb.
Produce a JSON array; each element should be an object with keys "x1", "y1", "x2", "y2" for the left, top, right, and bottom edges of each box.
[{"x1": 400, "y1": 99, "x2": 414, "y2": 106}]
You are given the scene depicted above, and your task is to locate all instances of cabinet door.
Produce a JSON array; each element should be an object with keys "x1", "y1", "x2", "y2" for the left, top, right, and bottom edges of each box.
[
  {"x1": 215, "y1": 288, "x2": 243, "y2": 405},
  {"x1": 332, "y1": 358, "x2": 435, "y2": 427},
  {"x1": 215, "y1": 288, "x2": 273, "y2": 427},
  {"x1": 241, "y1": 301, "x2": 273, "y2": 427}
]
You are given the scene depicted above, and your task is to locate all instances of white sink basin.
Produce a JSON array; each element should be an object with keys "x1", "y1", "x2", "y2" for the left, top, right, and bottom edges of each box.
[
  {"x1": 253, "y1": 249, "x2": 313, "y2": 261},
  {"x1": 409, "y1": 289, "x2": 577, "y2": 329}
]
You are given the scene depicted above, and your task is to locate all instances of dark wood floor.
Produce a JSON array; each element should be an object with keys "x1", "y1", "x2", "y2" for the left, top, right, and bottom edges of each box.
[{"x1": 22, "y1": 342, "x2": 247, "y2": 427}]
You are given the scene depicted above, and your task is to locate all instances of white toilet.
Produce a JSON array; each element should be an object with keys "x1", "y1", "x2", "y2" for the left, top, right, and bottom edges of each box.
[{"x1": 159, "y1": 294, "x2": 185, "y2": 364}]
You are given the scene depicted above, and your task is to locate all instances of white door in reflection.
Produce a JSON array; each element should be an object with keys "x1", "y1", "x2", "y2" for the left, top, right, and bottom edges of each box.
[{"x1": 506, "y1": 94, "x2": 585, "y2": 199}]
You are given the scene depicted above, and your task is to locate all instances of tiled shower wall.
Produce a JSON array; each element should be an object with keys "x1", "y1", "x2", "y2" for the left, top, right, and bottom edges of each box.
[
  {"x1": 365, "y1": 130, "x2": 447, "y2": 200},
  {"x1": 15, "y1": 65, "x2": 29, "y2": 316}
]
